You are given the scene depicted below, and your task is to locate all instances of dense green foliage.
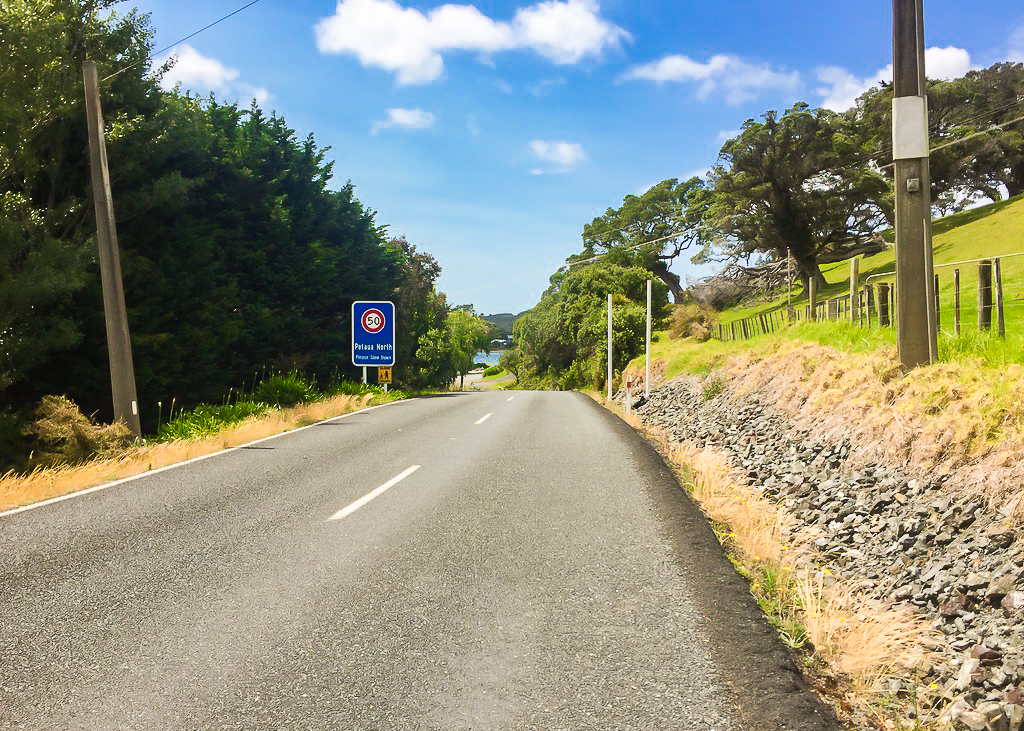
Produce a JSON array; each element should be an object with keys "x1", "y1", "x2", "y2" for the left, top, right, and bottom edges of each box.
[
  {"x1": 0, "y1": 1, "x2": 465, "y2": 466},
  {"x1": 581, "y1": 178, "x2": 710, "y2": 303},
  {"x1": 506, "y1": 256, "x2": 670, "y2": 390},
  {"x1": 707, "y1": 103, "x2": 892, "y2": 290}
]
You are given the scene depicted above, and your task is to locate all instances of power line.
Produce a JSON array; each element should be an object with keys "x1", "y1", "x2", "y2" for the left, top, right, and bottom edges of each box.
[{"x1": 102, "y1": 0, "x2": 266, "y2": 82}]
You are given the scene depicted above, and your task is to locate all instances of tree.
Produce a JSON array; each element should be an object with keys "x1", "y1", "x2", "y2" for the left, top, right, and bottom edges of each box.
[
  {"x1": 446, "y1": 309, "x2": 491, "y2": 389},
  {"x1": 510, "y1": 259, "x2": 669, "y2": 390},
  {"x1": 0, "y1": 0, "x2": 162, "y2": 409},
  {"x1": 708, "y1": 103, "x2": 892, "y2": 290},
  {"x1": 963, "y1": 63, "x2": 1024, "y2": 199},
  {"x1": 580, "y1": 178, "x2": 710, "y2": 303},
  {"x1": 390, "y1": 236, "x2": 448, "y2": 389}
]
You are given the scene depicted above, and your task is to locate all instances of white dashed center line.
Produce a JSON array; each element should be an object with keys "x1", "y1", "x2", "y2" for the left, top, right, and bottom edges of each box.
[
  {"x1": 475, "y1": 413, "x2": 493, "y2": 425},
  {"x1": 329, "y1": 465, "x2": 420, "y2": 521}
]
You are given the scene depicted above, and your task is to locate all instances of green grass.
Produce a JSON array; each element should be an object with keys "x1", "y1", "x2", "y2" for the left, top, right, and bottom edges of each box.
[
  {"x1": 663, "y1": 194, "x2": 1024, "y2": 372},
  {"x1": 719, "y1": 193, "x2": 1024, "y2": 329},
  {"x1": 480, "y1": 368, "x2": 511, "y2": 381},
  {"x1": 156, "y1": 401, "x2": 271, "y2": 441}
]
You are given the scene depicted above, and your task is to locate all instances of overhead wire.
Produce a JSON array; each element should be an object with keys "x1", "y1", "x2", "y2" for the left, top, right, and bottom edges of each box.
[{"x1": 102, "y1": 0, "x2": 266, "y2": 82}]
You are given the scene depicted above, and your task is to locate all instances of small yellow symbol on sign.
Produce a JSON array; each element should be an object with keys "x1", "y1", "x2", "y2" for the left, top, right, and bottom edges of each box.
[{"x1": 377, "y1": 366, "x2": 392, "y2": 383}]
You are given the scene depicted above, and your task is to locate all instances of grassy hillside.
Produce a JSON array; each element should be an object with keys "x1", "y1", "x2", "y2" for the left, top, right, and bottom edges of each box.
[
  {"x1": 721, "y1": 193, "x2": 1024, "y2": 335},
  {"x1": 630, "y1": 193, "x2": 1024, "y2": 384}
]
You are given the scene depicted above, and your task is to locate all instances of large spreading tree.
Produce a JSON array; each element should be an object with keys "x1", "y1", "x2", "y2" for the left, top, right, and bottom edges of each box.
[
  {"x1": 707, "y1": 103, "x2": 892, "y2": 290},
  {"x1": 579, "y1": 178, "x2": 709, "y2": 303}
]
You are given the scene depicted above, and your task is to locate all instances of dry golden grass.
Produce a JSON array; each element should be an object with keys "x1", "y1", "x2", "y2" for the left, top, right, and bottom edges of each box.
[
  {"x1": 797, "y1": 572, "x2": 941, "y2": 694},
  {"x1": 0, "y1": 394, "x2": 376, "y2": 512},
  {"x1": 613, "y1": 405, "x2": 941, "y2": 708},
  {"x1": 722, "y1": 340, "x2": 1024, "y2": 516}
]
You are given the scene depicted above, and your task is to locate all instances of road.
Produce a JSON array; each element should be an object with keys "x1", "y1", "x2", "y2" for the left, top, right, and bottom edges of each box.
[{"x1": 0, "y1": 391, "x2": 838, "y2": 731}]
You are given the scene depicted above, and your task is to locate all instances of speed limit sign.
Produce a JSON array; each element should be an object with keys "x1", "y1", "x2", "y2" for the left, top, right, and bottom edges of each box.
[{"x1": 352, "y1": 301, "x2": 395, "y2": 367}]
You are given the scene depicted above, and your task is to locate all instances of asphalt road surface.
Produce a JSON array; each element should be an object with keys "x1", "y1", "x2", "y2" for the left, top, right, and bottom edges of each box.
[{"x1": 0, "y1": 391, "x2": 840, "y2": 731}]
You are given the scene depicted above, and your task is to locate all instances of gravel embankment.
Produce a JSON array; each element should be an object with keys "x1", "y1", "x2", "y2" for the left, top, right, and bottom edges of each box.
[{"x1": 630, "y1": 377, "x2": 1024, "y2": 731}]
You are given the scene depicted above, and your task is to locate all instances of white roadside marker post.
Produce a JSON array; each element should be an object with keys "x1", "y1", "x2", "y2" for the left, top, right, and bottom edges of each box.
[
  {"x1": 645, "y1": 279, "x2": 652, "y2": 400},
  {"x1": 607, "y1": 293, "x2": 613, "y2": 402}
]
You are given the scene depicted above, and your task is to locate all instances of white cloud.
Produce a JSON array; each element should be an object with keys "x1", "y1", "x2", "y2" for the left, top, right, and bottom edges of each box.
[
  {"x1": 372, "y1": 107, "x2": 436, "y2": 134},
  {"x1": 816, "y1": 46, "x2": 974, "y2": 112},
  {"x1": 530, "y1": 139, "x2": 585, "y2": 165},
  {"x1": 513, "y1": 0, "x2": 627, "y2": 64},
  {"x1": 621, "y1": 54, "x2": 800, "y2": 105},
  {"x1": 157, "y1": 45, "x2": 271, "y2": 105},
  {"x1": 159, "y1": 44, "x2": 240, "y2": 91},
  {"x1": 315, "y1": 0, "x2": 627, "y2": 85}
]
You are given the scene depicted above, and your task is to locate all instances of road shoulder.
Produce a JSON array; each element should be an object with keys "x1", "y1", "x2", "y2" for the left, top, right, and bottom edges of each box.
[{"x1": 581, "y1": 394, "x2": 843, "y2": 731}]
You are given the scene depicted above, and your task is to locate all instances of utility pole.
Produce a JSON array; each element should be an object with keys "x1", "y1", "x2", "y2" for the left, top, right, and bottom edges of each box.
[
  {"x1": 83, "y1": 60, "x2": 141, "y2": 438},
  {"x1": 892, "y1": 0, "x2": 937, "y2": 368}
]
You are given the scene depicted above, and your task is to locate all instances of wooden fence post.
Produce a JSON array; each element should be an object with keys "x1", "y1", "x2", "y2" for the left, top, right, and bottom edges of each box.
[
  {"x1": 809, "y1": 276, "x2": 818, "y2": 322},
  {"x1": 741, "y1": 319, "x2": 749, "y2": 339},
  {"x1": 866, "y1": 285, "x2": 874, "y2": 327},
  {"x1": 995, "y1": 258, "x2": 1005, "y2": 338},
  {"x1": 878, "y1": 283, "x2": 891, "y2": 327},
  {"x1": 850, "y1": 258, "x2": 860, "y2": 322},
  {"x1": 954, "y1": 269, "x2": 961, "y2": 336},
  {"x1": 978, "y1": 260, "x2": 993, "y2": 331},
  {"x1": 827, "y1": 298, "x2": 839, "y2": 320},
  {"x1": 731, "y1": 322, "x2": 736, "y2": 340}
]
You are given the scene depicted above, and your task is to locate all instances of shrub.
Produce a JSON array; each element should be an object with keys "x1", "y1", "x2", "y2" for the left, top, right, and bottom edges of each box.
[
  {"x1": 669, "y1": 304, "x2": 714, "y2": 342},
  {"x1": 253, "y1": 372, "x2": 318, "y2": 406},
  {"x1": 482, "y1": 365, "x2": 502, "y2": 377},
  {"x1": 702, "y1": 377, "x2": 725, "y2": 401},
  {"x1": 25, "y1": 395, "x2": 133, "y2": 466}
]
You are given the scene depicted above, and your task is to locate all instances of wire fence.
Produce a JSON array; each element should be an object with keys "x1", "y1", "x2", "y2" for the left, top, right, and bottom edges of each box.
[{"x1": 713, "y1": 253, "x2": 1024, "y2": 342}]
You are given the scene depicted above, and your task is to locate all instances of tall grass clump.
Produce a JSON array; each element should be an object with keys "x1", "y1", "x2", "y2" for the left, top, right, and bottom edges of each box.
[
  {"x1": 253, "y1": 371, "x2": 319, "y2": 406},
  {"x1": 156, "y1": 401, "x2": 270, "y2": 441},
  {"x1": 25, "y1": 395, "x2": 134, "y2": 467}
]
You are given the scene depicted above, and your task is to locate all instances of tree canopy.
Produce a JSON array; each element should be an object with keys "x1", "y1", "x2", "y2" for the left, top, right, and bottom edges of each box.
[
  {"x1": 580, "y1": 178, "x2": 709, "y2": 303},
  {"x1": 707, "y1": 103, "x2": 892, "y2": 290},
  {"x1": 0, "y1": 0, "x2": 460, "y2": 464}
]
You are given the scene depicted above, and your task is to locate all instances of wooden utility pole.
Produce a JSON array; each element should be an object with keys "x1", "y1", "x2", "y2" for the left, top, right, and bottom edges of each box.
[
  {"x1": 892, "y1": 0, "x2": 937, "y2": 367},
  {"x1": 83, "y1": 60, "x2": 141, "y2": 438}
]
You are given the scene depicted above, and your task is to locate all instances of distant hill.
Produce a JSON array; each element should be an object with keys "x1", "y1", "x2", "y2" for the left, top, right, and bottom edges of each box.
[{"x1": 482, "y1": 312, "x2": 526, "y2": 338}]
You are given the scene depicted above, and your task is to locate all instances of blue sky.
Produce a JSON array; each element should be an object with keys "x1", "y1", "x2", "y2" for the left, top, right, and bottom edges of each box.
[{"x1": 124, "y1": 0, "x2": 1024, "y2": 315}]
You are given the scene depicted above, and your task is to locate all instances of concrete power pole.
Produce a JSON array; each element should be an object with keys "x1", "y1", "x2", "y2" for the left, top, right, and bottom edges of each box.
[
  {"x1": 892, "y1": 0, "x2": 937, "y2": 368},
  {"x1": 83, "y1": 60, "x2": 142, "y2": 438}
]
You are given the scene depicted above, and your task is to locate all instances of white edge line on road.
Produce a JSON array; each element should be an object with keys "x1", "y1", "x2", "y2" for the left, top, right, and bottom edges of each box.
[
  {"x1": 0, "y1": 398, "x2": 420, "y2": 519},
  {"x1": 475, "y1": 413, "x2": 493, "y2": 425},
  {"x1": 328, "y1": 465, "x2": 420, "y2": 522},
  {"x1": 506, "y1": 396, "x2": 514, "y2": 402}
]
